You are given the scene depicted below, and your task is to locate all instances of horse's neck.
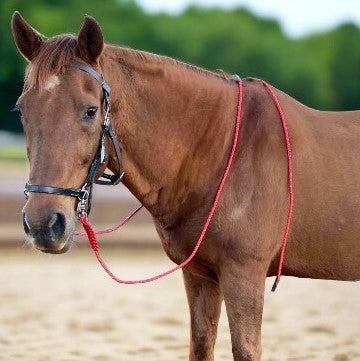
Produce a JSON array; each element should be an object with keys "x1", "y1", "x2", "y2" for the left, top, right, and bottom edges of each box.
[{"x1": 103, "y1": 47, "x2": 238, "y2": 222}]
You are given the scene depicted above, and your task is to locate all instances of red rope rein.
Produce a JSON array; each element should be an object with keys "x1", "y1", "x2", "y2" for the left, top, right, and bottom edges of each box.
[
  {"x1": 74, "y1": 205, "x2": 143, "y2": 236},
  {"x1": 262, "y1": 81, "x2": 294, "y2": 291},
  {"x1": 77, "y1": 79, "x2": 294, "y2": 290}
]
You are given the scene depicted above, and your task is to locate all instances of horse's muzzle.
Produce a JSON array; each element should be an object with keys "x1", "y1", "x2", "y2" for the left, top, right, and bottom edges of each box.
[{"x1": 22, "y1": 211, "x2": 73, "y2": 253}]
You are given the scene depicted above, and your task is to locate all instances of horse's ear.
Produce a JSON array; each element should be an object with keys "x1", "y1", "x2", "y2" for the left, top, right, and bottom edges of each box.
[
  {"x1": 11, "y1": 11, "x2": 43, "y2": 62},
  {"x1": 77, "y1": 15, "x2": 104, "y2": 64}
]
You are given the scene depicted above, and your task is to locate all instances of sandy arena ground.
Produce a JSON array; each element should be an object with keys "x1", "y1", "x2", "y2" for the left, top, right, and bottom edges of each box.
[{"x1": 0, "y1": 246, "x2": 359, "y2": 361}]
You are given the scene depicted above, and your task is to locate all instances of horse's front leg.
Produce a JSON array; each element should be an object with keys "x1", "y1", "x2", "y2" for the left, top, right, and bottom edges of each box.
[
  {"x1": 220, "y1": 261, "x2": 267, "y2": 361},
  {"x1": 183, "y1": 269, "x2": 222, "y2": 361}
]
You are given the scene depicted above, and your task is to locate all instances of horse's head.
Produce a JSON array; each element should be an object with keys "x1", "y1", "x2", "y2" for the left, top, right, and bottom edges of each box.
[{"x1": 11, "y1": 12, "x2": 109, "y2": 253}]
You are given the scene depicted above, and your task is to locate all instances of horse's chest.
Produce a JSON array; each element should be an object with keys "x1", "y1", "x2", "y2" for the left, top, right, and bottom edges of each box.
[
  {"x1": 153, "y1": 221, "x2": 198, "y2": 265},
  {"x1": 159, "y1": 230, "x2": 190, "y2": 265},
  {"x1": 154, "y1": 223, "x2": 220, "y2": 281}
]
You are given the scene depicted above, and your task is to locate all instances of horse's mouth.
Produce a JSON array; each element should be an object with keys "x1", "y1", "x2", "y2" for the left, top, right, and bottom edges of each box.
[
  {"x1": 34, "y1": 235, "x2": 73, "y2": 254},
  {"x1": 41, "y1": 245, "x2": 69, "y2": 254}
]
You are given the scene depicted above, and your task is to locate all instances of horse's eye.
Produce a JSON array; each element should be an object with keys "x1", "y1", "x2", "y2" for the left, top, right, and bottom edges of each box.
[
  {"x1": 11, "y1": 105, "x2": 22, "y2": 118},
  {"x1": 83, "y1": 106, "x2": 98, "y2": 120}
]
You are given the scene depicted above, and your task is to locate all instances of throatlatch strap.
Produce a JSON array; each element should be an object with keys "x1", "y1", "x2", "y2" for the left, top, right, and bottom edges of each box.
[{"x1": 95, "y1": 126, "x2": 124, "y2": 185}]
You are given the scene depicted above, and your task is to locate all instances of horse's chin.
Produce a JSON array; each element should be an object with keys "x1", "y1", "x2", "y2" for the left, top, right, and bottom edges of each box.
[
  {"x1": 37, "y1": 235, "x2": 73, "y2": 254},
  {"x1": 41, "y1": 246, "x2": 69, "y2": 254}
]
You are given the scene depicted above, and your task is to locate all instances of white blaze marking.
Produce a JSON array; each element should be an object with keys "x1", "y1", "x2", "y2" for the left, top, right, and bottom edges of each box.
[
  {"x1": 44, "y1": 75, "x2": 60, "y2": 91},
  {"x1": 231, "y1": 206, "x2": 245, "y2": 220}
]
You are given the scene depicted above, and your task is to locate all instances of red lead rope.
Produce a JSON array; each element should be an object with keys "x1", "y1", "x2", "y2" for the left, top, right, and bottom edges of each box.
[
  {"x1": 77, "y1": 80, "x2": 294, "y2": 291},
  {"x1": 262, "y1": 81, "x2": 294, "y2": 291}
]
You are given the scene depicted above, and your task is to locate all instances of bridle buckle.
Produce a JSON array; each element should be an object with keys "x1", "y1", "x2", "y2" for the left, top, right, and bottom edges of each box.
[
  {"x1": 77, "y1": 184, "x2": 89, "y2": 217},
  {"x1": 24, "y1": 185, "x2": 29, "y2": 200}
]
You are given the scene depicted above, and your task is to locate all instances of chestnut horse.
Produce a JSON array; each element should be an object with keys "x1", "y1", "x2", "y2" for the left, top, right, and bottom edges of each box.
[{"x1": 11, "y1": 12, "x2": 360, "y2": 361}]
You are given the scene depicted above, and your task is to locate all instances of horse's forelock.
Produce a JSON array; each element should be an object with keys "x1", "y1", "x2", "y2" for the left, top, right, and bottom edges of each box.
[{"x1": 24, "y1": 34, "x2": 78, "y2": 90}]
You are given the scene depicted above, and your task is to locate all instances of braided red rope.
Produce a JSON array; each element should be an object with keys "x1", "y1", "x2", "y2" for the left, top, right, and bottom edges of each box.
[
  {"x1": 262, "y1": 81, "x2": 294, "y2": 291},
  {"x1": 74, "y1": 205, "x2": 143, "y2": 236},
  {"x1": 77, "y1": 79, "x2": 294, "y2": 290}
]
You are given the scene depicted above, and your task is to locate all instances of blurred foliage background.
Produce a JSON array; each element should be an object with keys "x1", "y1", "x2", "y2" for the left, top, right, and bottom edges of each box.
[{"x1": 1, "y1": 0, "x2": 359, "y2": 134}]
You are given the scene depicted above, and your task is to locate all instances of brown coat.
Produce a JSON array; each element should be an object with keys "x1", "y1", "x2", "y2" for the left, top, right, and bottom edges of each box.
[{"x1": 11, "y1": 12, "x2": 360, "y2": 361}]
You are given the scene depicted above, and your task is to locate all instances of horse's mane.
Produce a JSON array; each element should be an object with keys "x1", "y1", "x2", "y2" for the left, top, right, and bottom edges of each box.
[{"x1": 25, "y1": 34, "x2": 229, "y2": 90}]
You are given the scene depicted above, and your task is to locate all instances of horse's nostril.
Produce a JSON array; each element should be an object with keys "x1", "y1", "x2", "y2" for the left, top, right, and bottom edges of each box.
[
  {"x1": 48, "y1": 212, "x2": 66, "y2": 240},
  {"x1": 22, "y1": 212, "x2": 31, "y2": 235}
]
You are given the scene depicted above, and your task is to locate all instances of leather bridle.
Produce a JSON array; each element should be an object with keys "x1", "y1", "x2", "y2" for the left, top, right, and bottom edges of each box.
[{"x1": 24, "y1": 60, "x2": 124, "y2": 216}]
